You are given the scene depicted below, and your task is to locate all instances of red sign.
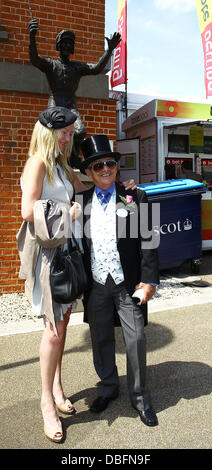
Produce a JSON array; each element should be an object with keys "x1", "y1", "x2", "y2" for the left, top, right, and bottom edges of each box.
[
  {"x1": 202, "y1": 159, "x2": 212, "y2": 166},
  {"x1": 111, "y1": 0, "x2": 127, "y2": 88},
  {"x1": 166, "y1": 158, "x2": 192, "y2": 166}
]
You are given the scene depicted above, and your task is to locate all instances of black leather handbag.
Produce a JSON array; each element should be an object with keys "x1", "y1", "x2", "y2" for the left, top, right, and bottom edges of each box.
[{"x1": 50, "y1": 234, "x2": 87, "y2": 304}]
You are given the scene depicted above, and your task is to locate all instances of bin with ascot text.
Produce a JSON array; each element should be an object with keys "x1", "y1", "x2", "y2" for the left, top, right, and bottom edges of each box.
[{"x1": 138, "y1": 179, "x2": 206, "y2": 272}]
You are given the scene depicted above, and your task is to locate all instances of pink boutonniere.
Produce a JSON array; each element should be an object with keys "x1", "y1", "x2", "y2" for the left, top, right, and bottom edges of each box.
[{"x1": 119, "y1": 194, "x2": 136, "y2": 207}]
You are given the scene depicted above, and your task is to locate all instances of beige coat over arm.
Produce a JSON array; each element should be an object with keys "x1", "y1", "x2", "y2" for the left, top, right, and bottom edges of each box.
[{"x1": 17, "y1": 199, "x2": 71, "y2": 335}]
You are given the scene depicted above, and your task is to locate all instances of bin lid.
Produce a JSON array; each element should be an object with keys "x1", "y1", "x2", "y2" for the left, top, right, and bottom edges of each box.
[{"x1": 138, "y1": 179, "x2": 205, "y2": 195}]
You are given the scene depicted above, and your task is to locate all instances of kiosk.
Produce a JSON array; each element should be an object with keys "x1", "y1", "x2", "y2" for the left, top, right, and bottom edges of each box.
[{"x1": 118, "y1": 98, "x2": 212, "y2": 250}]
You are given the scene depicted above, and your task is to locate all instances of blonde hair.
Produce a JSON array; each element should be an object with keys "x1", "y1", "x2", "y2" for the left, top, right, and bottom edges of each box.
[{"x1": 28, "y1": 120, "x2": 74, "y2": 184}]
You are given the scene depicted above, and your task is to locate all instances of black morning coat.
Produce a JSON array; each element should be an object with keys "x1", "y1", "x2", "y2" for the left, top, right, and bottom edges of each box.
[{"x1": 77, "y1": 182, "x2": 160, "y2": 327}]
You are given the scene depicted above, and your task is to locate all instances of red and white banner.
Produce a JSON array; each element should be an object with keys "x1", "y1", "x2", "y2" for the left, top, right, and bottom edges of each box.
[
  {"x1": 111, "y1": 0, "x2": 127, "y2": 88},
  {"x1": 196, "y1": 0, "x2": 212, "y2": 98}
]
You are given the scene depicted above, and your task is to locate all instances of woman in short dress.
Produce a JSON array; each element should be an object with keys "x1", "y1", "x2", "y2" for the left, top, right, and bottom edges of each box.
[
  {"x1": 21, "y1": 107, "x2": 86, "y2": 442},
  {"x1": 20, "y1": 106, "x2": 136, "y2": 443}
]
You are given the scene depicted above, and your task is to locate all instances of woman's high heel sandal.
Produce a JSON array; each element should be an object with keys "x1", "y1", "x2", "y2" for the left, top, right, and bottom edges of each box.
[
  {"x1": 44, "y1": 423, "x2": 63, "y2": 443},
  {"x1": 41, "y1": 402, "x2": 63, "y2": 443},
  {"x1": 55, "y1": 398, "x2": 76, "y2": 415}
]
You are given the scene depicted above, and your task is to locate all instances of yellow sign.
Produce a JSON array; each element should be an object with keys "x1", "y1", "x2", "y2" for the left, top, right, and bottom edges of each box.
[
  {"x1": 118, "y1": 0, "x2": 126, "y2": 16},
  {"x1": 157, "y1": 99, "x2": 212, "y2": 120},
  {"x1": 196, "y1": 0, "x2": 212, "y2": 34},
  {"x1": 190, "y1": 126, "x2": 204, "y2": 152}
]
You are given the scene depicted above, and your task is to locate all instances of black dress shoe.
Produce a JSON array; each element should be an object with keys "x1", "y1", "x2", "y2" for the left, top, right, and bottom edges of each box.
[
  {"x1": 90, "y1": 394, "x2": 118, "y2": 413},
  {"x1": 139, "y1": 408, "x2": 158, "y2": 427}
]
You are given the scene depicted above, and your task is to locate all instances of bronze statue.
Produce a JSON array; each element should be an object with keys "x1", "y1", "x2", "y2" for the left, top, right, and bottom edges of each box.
[{"x1": 28, "y1": 19, "x2": 121, "y2": 167}]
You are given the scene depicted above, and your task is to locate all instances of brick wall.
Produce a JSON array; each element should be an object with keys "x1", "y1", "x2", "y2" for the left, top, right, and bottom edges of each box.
[
  {"x1": 1, "y1": 0, "x2": 106, "y2": 63},
  {"x1": 0, "y1": 0, "x2": 117, "y2": 293}
]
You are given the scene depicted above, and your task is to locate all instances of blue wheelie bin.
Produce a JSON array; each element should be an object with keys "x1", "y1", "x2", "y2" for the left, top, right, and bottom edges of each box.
[{"x1": 138, "y1": 179, "x2": 206, "y2": 273}]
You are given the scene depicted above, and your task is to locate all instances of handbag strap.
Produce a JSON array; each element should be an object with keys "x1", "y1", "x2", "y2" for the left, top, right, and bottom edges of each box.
[
  {"x1": 67, "y1": 231, "x2": 81, "y2": 253},
  {"x1": 55, "y1": 164, "x2": 81, "y2": 254}
]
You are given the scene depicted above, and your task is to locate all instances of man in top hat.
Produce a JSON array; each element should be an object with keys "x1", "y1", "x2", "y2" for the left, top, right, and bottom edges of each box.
[
  {"x1": 77, "y1": 135, "x2": 159, "y2": 427},
  {"x1": 28, "y1": 19, "x2": 120, "y2": 167}
]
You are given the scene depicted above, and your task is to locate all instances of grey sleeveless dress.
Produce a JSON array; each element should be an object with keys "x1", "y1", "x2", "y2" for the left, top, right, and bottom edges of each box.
[{"x1": 23, "y1": 163, "x2": 81, "y2": 321}]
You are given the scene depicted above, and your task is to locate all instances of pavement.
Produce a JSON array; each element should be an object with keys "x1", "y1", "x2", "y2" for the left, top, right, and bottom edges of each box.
[{"x1": 0, "y1": 253, "x2": 212, "y2": 458}]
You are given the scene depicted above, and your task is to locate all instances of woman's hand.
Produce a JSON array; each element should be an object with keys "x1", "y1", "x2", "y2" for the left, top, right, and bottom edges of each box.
[
  {"x1": 69, "y1": 201, "x2": 82, "y2": 221},
  {"x1": 122, "y1": 179, "x2": 138, "y2": 190}
]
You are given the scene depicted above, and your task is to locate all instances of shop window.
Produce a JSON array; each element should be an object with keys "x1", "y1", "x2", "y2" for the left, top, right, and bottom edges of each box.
[
  {"x1": 168, "y1": 134, "x2": 189, "y2": 154},
  {"x1": 120, "y1": 153, "x2": 136, "y2": 170},
  {"x1": 204, "y1": 136, "x2": 212, "y2": 154}
]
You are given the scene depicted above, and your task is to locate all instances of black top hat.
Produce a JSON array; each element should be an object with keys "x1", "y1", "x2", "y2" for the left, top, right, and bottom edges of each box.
[
  {"x1": 38, "y1": 106, "x2": 77, "y2": 129},
  {"x1": 80, "y1": 135, "x2": 120, "y2": 174}
]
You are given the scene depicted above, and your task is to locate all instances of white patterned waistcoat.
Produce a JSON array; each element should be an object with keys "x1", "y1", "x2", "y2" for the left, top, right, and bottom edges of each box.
[{"x1": 90, "y1": 189, "x2": 124, "y2": 285}]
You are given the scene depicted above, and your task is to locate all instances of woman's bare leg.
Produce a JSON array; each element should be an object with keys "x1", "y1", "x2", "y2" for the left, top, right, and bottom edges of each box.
[
  {"x1": 52, "y1": 308, "x2": 72, "y2": 405},
  {"x1": 39, "y1": 318, "x2": 67, "y2": 434}
]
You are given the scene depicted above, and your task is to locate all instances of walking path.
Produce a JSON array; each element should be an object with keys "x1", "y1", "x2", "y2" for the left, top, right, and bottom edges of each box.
[{"x1": 0, "y1": 255, "x2": 212, "y2": 456}]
